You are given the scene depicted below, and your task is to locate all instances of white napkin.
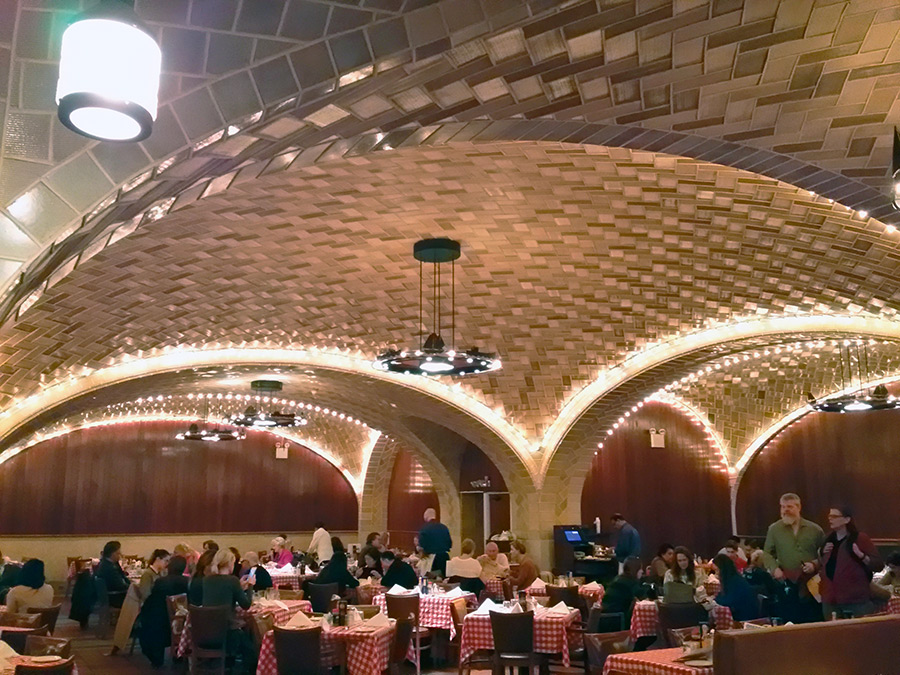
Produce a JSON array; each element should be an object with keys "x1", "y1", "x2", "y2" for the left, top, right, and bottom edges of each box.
[
  {"x1": 285, "y1": 611, "x2": 317, "y2": 629},
  {"x1": 386, "y1": 584, "x2": 416, "y2": 595},
  {"x1": 547, "y1": 601, "x2": 570, "y2": 615},
  {"x1": 582, "y1": 581, "x2": 601, "y2": 590},
  {"x1": 277, "y1": 563, "x2": 294, "y2": 572},
  {"x1": 0, "y1": 641, "x2": 18, "y2": 664},
  {"x1": 366, "y1": 612, "x2": 391, "y2": 627},
  {"x1": 257, "y1": 598, "x2": 289, "y2": 610},
  {"x1": 444, "y1": 586, "x2": 468, "y2": 598},
  {"x1": 509, "y1": 602, "x2": 523, "y2": 614},
  {"x1": 528, "y1": 578, "x2": 546, "y2": 590},
  {"x1": 472, "y1": 599, "x2": 503, "y2": 615}
]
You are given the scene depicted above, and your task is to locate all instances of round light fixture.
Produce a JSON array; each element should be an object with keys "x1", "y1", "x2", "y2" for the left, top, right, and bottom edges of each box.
[
  {"x1": 56, "y1": 1, "x2": 161, "y2": 142},
  {"x1": 227, "y1": 380, "x2": 309, "y2": 427}
]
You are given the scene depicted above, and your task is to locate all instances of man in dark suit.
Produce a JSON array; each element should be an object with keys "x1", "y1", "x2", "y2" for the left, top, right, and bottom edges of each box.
[
  {"x1": 96, "y1": 541, "x2": 130, "y2": 608},
  {"x1": 239, "y1": 551, "x2": 273, "y2": 591},
  {"x1": 380, "y1": 550, "x2": 418, "y2": 589}
]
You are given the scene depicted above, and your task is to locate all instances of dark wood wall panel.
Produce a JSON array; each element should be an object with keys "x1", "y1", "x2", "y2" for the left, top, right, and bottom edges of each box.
[
  {"x1": 581, "y1": 402, "x2": 731, "y2": 559},
  {"x1": 459, "y1": 443, "x2": 508, "y2": 492},
  {"x1": 387, "y1": 448, "x2": 439, "y2": 551},
  {"x1": 736, "y1": 408, "x2": 900, "y2": 539},
  {"x1": 0, "y1": 421, "x2": 358, "y2": 534}
]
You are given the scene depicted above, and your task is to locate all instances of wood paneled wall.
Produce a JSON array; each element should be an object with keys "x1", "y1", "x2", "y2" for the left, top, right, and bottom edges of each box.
[
  {"x1": 387, "y1": 448, "x2": 439, "y2": 551},
  {"x1": 459, "y1": 442, "x2": 508, "y2": 492},
  {"x1": 736, "y1": 407, "x2": 900, "y2": 539},
  {"x1": 0, "y1": 421, "x2": 358, "y2": 534},
  {"x1": 581, "y1": 402, "x2": 732, "y2": 559}
]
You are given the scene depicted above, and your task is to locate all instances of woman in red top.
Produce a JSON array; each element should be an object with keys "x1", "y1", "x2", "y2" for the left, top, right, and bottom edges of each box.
[{"x1": 818, "y1": 506, "x2": 883, "y2": 619}]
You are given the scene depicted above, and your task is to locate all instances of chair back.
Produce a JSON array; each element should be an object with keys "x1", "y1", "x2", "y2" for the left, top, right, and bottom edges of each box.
[
  {"x1": 166, "y1": 593, "x2": 188, "y2": 639},
  {"x1": 0, "y1": 613, "x2": 42, "y2": 628},
  {"x1": 354, "y1": 605, "x2": 380, "y2": 619},
  {"x1": 657, "y1": 601, "x2": 708, "y2": 647},
  {"x1": 449, "y1": 597, "x2": 468, "y2": 636},
  {"x1": 489, "y1": 610, "x2": 534, "y2": 654},
  {"x1": 278, "y1": 590, "x2": 304, "y2": 600},
  {"x1": 249, "y1": 611, "x2": 276, "y2": 651},
  {"x1": 585, "y1": 606, "x2": 626, "y2": 633},
  {"x1": 583, "y1": 630, "x2": 631, "y2": 674},
  {"x1": 93, "y1": 576, "x2": 110, "y2": 608},
  {"x1": 187, "y1": 605, "x2": 230, "y2": 650},
  {"x1": 547, "y1": 586, "x2": 579, "y2": 608},
  {"x1": 307, "y1": 582, "x2": 339, "y2": 613},
  {"x1": 25, "y1": 605, "x2": 61, "y2": 634},
  {"x1": 2, "y1": 625, "x2": 48, "y2": 654},
  {"x1": 24, "y1": 636, "x2": 73, "y2": 658},
  {"x1": 385, "y1": 593, "x2": 420, "y2": 624},
  {"x1": 273, "y1": 626, "x2": 322, "y2": 675},
  {"x1": 501, "y1": 578, "x2": 514, "y2": 601},
  {"x1": 390, "y1": 620, "x2": 414, "y2": 665},
  {"x1": 13, "y1": 656, "x2": 75, "y2": 674}
]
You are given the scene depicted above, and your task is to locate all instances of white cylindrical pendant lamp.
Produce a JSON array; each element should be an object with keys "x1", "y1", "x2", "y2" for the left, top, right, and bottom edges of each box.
[{"x1": 56, "y1": 4, "x2": 161, "y2": 142}]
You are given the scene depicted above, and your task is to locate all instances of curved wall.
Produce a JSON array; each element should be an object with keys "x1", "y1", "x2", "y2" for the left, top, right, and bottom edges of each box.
[
  {"x1": 581, "y1": 402, "x2": 731, "y2": 558},
  {"x1": 0, "y1": 421, "x2": 358, "y2": 534},
  {"x1": 736, "y1": 407, "x2": 900, "y2": 539}
]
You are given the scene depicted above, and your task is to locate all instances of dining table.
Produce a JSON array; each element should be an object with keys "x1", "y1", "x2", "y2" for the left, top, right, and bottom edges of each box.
[
  {"x1": 603, "y1": 646, "x2": 713, "y2": 675},
  {"x1": 0, "y1": 655, "x2": 80, "y2": 674},
  {"x1": 629, "y1": 600, "x2": 734, "y2": 639},
  {"x1": 373, "y1": 590, "x2": 475, "y2": 640},
  {"x1": 256, "y1": 622, "x2": 394, "y2": 675},
  {"x1": 526, "y1": 583, "x2": 606, "y2": 604},
  {"x1": 459, "y1": 605, "x2": 581, "y2": 666}
]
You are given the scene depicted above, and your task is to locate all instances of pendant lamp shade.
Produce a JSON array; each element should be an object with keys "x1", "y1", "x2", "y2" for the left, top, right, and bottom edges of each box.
[{"x1": 56, "y1": 5, "x2": 161, "y2": 142}]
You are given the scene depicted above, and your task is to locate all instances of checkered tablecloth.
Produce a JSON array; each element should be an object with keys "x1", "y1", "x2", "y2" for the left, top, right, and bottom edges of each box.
[
  {"x1": 373, "y1": 591, "x2": 474, "y2": 640},
  {"x1": 355, "y1": 584, "x2": 385, "y2": 605},
  {"x1": 176, "y1": 599, "x2": 311, "y2": 657},
  {"x1": 710, "y1": 603, "x2": 733, "y2": 630},
  {"x1": 267, "y1": 570, "x2": 312, "y2": 591},
  {"x1": 704, "y1": 577, "x2": 721, "y2": 597},
  {"x1": 889, "y1": 597, "x2": 900, "y2": 614},
  {"x1": 484, "y1": 578, "x2": 505, "y2": 600},
  {"x1": 256, "y1": 623, "x2": 394, "y2": 675},
  {"x1": 459, "y1": 607, "x2": 580, "y2": 666},
  {"x1": 630, "y1": 600, "x2": 659, "y2": 640},
  {"x1": 525, "y1": 585, "x2": 605, "y2": 603},
  {"x1": 603, "y1": 647, "x2": 713, "y2": 675}
]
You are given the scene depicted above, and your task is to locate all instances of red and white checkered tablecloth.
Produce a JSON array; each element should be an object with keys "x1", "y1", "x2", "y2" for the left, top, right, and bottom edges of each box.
[
  {"x1": 525, "y1": 584, "x2": 605, "y2": 603},
  {"x1": 889, "y1": 597, "x2": 900, "y2": 614},
  {"x1": 256, "y1": 623, "x2": 394, "y2": 675},
  {"x1": 459, "y1": 607, "x2": 580, "y2": 666},
  {"x1": 267, "y1": 570, "x2": 312, "y2": 591},
  {"x1": 630, "y1": 600, "x2": 659, "y2": 640},
  {"x1": 603, "y1": 647, "x2": 713, "y2": 675},
  {"x1": 704, "y1": 577, "x2": 721, "y2": 597},
  {"x1": 355, "y1": 584, "x2": 386, "y2": 605},
  {"x1": 710, "y1": 603, "x2": 733, "y2": 630},
  {"x1": 484, "y1": 578, "x2": 505, "y2": 600},
  {"x1": 176, "y1": 599, "x2": 311, "y2": 657},
  {"x1": 373, "y1": 591, "x2": 474, "y2": 640}
]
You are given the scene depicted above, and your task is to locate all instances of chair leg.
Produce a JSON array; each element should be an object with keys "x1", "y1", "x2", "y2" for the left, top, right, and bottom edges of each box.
[{"x1": 415, "y1": 628, "x2": 421, "y2": 675}]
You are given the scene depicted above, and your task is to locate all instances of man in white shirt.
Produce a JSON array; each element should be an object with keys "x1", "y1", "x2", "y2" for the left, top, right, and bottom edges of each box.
[{"x1": 308, "y1": 521, "x2": 333, "y2": 564}]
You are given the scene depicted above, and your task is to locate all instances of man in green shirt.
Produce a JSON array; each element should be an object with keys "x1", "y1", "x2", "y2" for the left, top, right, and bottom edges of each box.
[{"x1": 763, "y1": 492, "x2": 825, "y2": 622}]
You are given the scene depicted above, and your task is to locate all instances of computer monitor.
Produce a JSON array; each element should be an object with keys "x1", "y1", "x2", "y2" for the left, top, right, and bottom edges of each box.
[{"x1": 563, "y1": 529, "x2": 583, "y2": 543}]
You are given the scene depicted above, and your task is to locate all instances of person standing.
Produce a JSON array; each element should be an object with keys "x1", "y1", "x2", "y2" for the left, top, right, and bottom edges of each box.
[
  {"x1": 418, "y1": 507, "x2": 452, "y2": 577},
  {"x1": 819, "y1": 506, "x2": 882, "y2": 619},
  {"x1": 610, "y1": 513, "x2": 641, "y2": 562},
  {"x1": 763, "y1": 493, "x2": 825, "y2": 623},
  {"x1": 308, "y1": 522, "x2": 333, "y2": 565}
]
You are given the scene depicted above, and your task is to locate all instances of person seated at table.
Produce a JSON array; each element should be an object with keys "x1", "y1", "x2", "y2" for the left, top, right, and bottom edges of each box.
[
  {"x1": 227, "y1": 547, "x2": 242, "y2": 577},
  {"x1": 203, "y1": 540, "x2": 219, "y2": 553},
  {"x1": 381, "y1": 550, "x2": 418, "y2": 589},
  {"x1": 239, "y1": 551, "x2": 273, "y2": 591},
  {"x1": 712, "y1": 554, "x2": 759, "y2": 621},
  {"x1": 5, "y1": 558, "x2": 53, "y2": 613},
  {"x1": 355, "y1": 548, "x2": 383, "y2": 580},
  {"x1": 357, "y1": 533, "x2": 382, "y2": 567},
  {"x1": 139, "y1": 555, "x2": 190, "y2": 668},
  {"x1": 111, "y1": 549, "x2": 170, "y2": 655},
  {"x1": 96, "y1": 540, "x2": 131, "y2": 609},
  {"x1": 188, "y1": 549, "x2": 217, "y2": 606},
  {"x1": 663, "y1": 546, "x2": 709, "y2": 605},
  {"x1": 509, "y1": 541, "x2": 539, "y2": 590},
  {"x1": 648, "y1": 543, "x2": 675, "y2": 584},
  {"x1": 601, "y1": 556, "x2": 644, "y2": 624},
  {"x1": 874, "y1": 550, "x2": 900, "y2": 596},
  {"x1": 270, "y1": 536, "x2": 294, "y2": 567},
  {"x1": 0, "y1": 557, "x2": 21, "y2": 604},
  {"x1": 742, "y1": 550, "x2": 780, "y2": 596},
  {"x1": 201, "y1": 549, "x2": 255, "y2": 673},
  {"x1": 446, "y1": 538, "x2": 485, "y2": 595},
  {"x1": 478, "y1": 541, "x2": 510, "y2": 582},
  {"x1": 174, "y1": 542, "x2": 199, "y2": 573},
  {"x1": 719, "y1": 539, "x2": 747, "y2": 572},
  {"x1": 315, "y1": 538, "x2": 359, "y2": 594}
]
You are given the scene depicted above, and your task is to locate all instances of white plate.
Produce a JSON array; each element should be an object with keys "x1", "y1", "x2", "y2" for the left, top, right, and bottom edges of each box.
[{"x1": 683, "y1": 659, "x2": 713, "y2": 667}]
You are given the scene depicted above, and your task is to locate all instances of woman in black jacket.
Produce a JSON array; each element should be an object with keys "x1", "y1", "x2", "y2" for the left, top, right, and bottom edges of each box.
[
  {"x1": 139, "y1": 556, "x2": 190, "y2": 668},
  {"x1": 315, "y1": 538, "x2": 359, "y2": 594}
]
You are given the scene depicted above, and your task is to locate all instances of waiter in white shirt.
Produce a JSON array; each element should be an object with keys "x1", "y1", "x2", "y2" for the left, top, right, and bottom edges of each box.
[{"x1": 308, "y1": 521, "x2": 333, "y2": 564}]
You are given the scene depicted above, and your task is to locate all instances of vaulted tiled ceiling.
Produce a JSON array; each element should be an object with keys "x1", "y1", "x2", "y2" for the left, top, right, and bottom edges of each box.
[{"x1": 3, "y1": 0, "x2": 900, "y2": 483}]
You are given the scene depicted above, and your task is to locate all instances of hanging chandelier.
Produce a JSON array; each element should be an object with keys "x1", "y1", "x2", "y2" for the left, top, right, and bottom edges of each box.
[
  {"x1": 806, "y1": 343, "x2": 900, "y2": 412},
  {"x1": 176, "y1": 423, "x2": 245, "y2": 442},
  {"x1": 56, "y1": 0, "x2": 161, "y2": 141},
  {"x1": 228, "y1": 380, "x2": 309, "y2": 428},
  {"x1": 374, "y1": 238, "x2": 501, "y2": 377}
]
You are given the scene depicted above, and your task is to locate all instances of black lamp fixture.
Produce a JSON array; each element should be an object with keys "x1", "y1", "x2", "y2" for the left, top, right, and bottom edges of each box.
[
  {"x1": 374, "y1": 238, "x2": 501, "y2": 377},
  {"x1": 892, "y1": 129, "x2": 900, "y2": 210},
  {"x1": 55, "y1": 0, "x2": 161, "y2": 141},
  {"x1": 806, "y1": 343, "x2": 899, "y2": 412},
  {"x1": 228, "y1": 380, "x2": 309, "y2": 428},
  {"x1": 175, "y1": 396, "x2": 245, "y2": 442}
]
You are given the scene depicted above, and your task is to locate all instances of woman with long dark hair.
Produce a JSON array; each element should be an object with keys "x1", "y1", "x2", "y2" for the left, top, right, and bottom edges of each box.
[
  {"x1": 5, "y1": 558, "x2": 53, "y2": 613},
  {"x1": 664, "y1": 546, "x2": 709, "y2": 604},
  {"x1": 819, "y1": 506, "x2": 882, "y2": 619},
  {"x1": 712, "y1": 554, "x2": 759, "y2": 621}
]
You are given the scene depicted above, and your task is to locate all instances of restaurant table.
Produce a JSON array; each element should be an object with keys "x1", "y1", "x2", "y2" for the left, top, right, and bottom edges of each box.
[
  {"x1": 267, "y1": 569, "x2": 313, "y2": 591},
  {"x1": 373, "y1": 591, "x2": 475, "y2": 640},
  {"x1": 459, "y1": 606, "x2": 581, "y2": 666},
  {"x1": 710, "y1": 603, "x2": 734, "y2": 630},
  {"x1": 256, "y1": 623, "x2": 394, "y2": 675},
  {"x1": 704, "y1": 577, "x2": 721, "y2": 597},
  {"x1": 355, "y1": 583, "x2": 385, "y2": 605},
  {"x1": 603, "y1": 647, "x2": 713, "y2": 675},
  {"x1": 630, "y1": 600, "x2": 660, "y2": 640},
  {"x1": 526, "y1": 584, "x2": 606, "y2": 604},
  {"x1": 176, "y1": 599, "x2": 311, "y2": 657},
  {"x1": 0, "y1": 656, "x2": 80, "y2": 674},
  {"x1": 484, "y1": 578, "x2": 505, "y2": 600}
]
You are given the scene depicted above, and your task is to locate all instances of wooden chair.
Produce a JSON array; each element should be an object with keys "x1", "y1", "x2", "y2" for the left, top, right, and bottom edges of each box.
[
  {"x1": 489, "y1": 610, "x2": 545, "y2": 675},
  {"x1": 0, "y1": 613, "x2": 46, "y2": 652},
  {"x1": 307, "y1": 582, "x2": 338, "y2": 614},
  {"x1": 0, "y1": 613, "x2": 43, "y2": 628},
  {"x1": 276, "y1": 589, "x2": 304, "y2": 600},
  {"x1": 449, "y1": 597, "x2": 490, "y2": 675},
  {"x1": 1, "y1": 624, "x2": 49, "y2": 654},
  {"x1": 583, "y1": 631, "x2": 632, "y2": 675},
  {"x1": 385, "y1": 593, "x2": 431, "y2": 675},
  {"x1": 187, "y1": 605, "x2": 230, "y2": 675},
  {"x1": 657, "y1": 602, "x2": 709, "y2": 647},
  {"x1": 24, "y1": 635, "x2": 73, "y2": 659},
  {"x1": 548, "y1": 585, "x2": 588, "y2": 620},
  {"x1": 14, "y1": 656, "x2": 75, "y2": 674},
  {"x1": 166, "y1": 593, "x2": 188, "y2": 662},
  {"x1": 501, "y1": 578, "x2": 514, "y2": 601},
  {"x1": 25, "y1": 605, "x2": 61, "y2": 635},
  {"x1": 272, "y1": 626, "x2": 322, "y2": 675},
  {"x1": 248, "y1": 611, "x2": 275, "y2": 652},
  {"x1": 389, "y1": 619, "x2": 415, "y2": 675},
  {"x1": 64, "y1": 558, "x2": 90, "y2": 598}
]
